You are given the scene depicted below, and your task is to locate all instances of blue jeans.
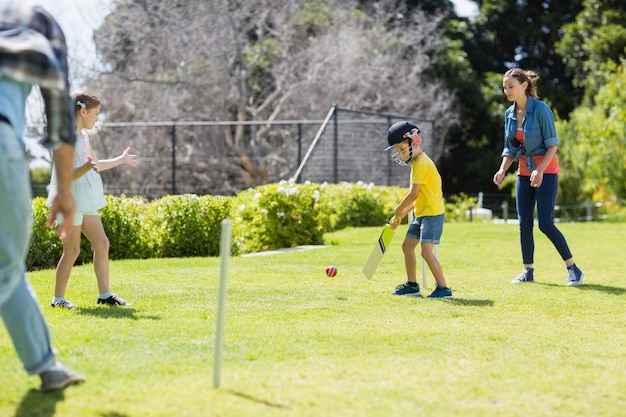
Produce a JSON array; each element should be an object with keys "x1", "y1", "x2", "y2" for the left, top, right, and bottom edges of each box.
[
  {"x1": 516, "y1": 174, "x2": 572, "y2": 265},
  {"x1": 0, "y1": 121, "x2": 55, "y2": 374}
]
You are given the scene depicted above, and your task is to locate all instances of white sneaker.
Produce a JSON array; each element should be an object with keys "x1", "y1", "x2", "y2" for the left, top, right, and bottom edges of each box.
[{"x1": 40, "y1": 362, "x2": 85, "y2": 392}]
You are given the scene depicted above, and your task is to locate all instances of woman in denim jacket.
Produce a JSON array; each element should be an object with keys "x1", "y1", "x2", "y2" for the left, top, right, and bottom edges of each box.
[{"x1": 493, "y1": 68, "x2": 584, "y2": 286}]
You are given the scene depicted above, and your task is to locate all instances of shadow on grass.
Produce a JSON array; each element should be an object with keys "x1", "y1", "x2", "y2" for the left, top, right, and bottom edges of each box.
[
  {"x1": 575, "y1": 283, "x2": 626, "y2": 295},
  {"x1": 14, "y1": 388, "x2": 63, "y2": 417},
  {"x1": 440, "y1": 298, "x2": 494, "y2": 307},
  {"x1": 76, "y1": 306, "x2": 161, "y2": 320},
  {"x1": 229, "y1": 390, "x2": 290, "y2": 409},
  {"x1": 536, "y1": 282, "x2": 626, "y2": 295}
]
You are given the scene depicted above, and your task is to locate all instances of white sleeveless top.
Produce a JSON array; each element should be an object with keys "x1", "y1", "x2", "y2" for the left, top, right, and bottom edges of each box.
[{"x1": 47, "y1": 129, "x2": 107, "y2": 212}]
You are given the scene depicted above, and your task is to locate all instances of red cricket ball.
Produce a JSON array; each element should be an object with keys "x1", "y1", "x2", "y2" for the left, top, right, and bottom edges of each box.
[{"x1": 325, "y1": 265, "x2": 338, "y2": 277}]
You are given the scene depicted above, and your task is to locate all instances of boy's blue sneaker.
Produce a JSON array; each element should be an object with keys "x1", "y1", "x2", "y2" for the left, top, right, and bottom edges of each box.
[
  {"x1": 567, "y1": 264, "x2": 584, "y2": 286},
  {"x1": 392, "y1": 283, "x2": 421, "y2": 296},
  {"x1": 427, "y1": 285, "x2": 453, "y2": 298}
]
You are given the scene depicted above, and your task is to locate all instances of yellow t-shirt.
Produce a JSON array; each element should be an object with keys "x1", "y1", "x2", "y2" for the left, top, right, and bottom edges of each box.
[{"x1": 410, "y1": 153, "x2": 445, "y2": 217}]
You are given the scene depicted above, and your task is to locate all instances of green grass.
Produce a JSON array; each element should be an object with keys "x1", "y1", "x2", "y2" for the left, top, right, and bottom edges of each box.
[{"x1": 1, "y1": 222, "x2": 625, "y2": 416}]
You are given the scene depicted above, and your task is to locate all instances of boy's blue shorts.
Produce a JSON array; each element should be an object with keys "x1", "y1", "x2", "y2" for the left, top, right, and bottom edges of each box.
[{"x1": 406, "y1": 213, "x2": 444, "y2": 244}]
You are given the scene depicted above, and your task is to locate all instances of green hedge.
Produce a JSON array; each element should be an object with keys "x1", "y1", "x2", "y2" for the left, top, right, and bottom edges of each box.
[
  {"x1": 28, "y1": 198, "x2": 66, "y2": 269},
  {"x1": 26, "y1": 181, "x2": 475, "y2": 270},
  {"x1": 100, "y1": 195, "x2": 153, "y2": 260},
  {"x1": 145, "y1": 194, "x2": 232, "y2": 258},
  {"x1": 231, "y1": 182, "x2": 324, "y2": 254}
]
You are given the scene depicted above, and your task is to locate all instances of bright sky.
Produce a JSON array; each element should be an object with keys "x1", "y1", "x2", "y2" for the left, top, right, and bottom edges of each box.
[
  {"x1": 453, "y1": 0, "x2": 479, "y2": 17},
  {"x1": 26, "y1": 0, "x2": 112, "y2": 166},
  {"x1": 36, "y1": 0, "x2": 113, "y2": 84}
]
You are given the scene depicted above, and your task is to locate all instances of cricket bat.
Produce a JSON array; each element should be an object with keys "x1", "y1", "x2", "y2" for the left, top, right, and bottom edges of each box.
[{"x1": 362, "y1": 218, "x2": 396, "y2": 279}]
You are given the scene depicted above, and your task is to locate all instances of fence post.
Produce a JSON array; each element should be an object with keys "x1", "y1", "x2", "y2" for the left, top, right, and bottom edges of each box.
[
  {"x1": 501, "y1": 200, "x2": 509, "y2": 223},
  {"x1": 297, "y1": 123, "x2": 302, "y2": 167},
  {"x1": 386, "y1": 116, "x2": 393, "y2": 186},
  {"x1": 586, "y1": 199, "x2": 593, "y2": 221},
  {"x1": 333, "y1": 109, "x2": 338, "y2": 183},
  {"x1": 171, "y1": 123, "x2": 177, "y2": 195}
]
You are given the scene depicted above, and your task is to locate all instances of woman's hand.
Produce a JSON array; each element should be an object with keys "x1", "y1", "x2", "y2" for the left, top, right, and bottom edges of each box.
[
  {"x1": 530, "y1": 169, "x2": 544, "y2": 188},
  {"x1": 493, "y1": 169, "x2": 506, "y2": 186}
]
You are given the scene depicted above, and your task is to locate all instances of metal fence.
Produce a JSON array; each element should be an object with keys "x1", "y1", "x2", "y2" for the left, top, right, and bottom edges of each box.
[
  {"x1": 29, "y1": 106, "x2": 434, "y2": 199},
  {"x1": 293, "y1": 106, "x2": 436, "y2": 186},
  {"x1": 468, "y1": 193, "x2": 616, "y2": 222}
]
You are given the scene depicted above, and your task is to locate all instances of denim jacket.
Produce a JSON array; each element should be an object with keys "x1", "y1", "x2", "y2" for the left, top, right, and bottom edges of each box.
[{"x1": 501, "y1": 96, "x2": 559, "y2": 171}]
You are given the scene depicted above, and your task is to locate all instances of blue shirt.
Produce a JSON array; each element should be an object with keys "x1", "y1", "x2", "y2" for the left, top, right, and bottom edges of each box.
[{"x1": 501, "y1": 96, "x2": 559, "y2": 166}]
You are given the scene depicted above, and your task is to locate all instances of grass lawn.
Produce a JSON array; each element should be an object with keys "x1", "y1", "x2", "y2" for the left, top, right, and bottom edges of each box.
[{"x1": 1, "y1": 222, "x2": 625, "y2": 416}]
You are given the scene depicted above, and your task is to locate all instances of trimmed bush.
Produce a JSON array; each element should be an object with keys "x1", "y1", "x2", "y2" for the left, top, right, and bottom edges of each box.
[
  {"x1": 317, "y1": 182, "x2": 406, "y2": 231},
  {"x1": 27, "y1": 197, "x2": 64, "y2": 270},
  {"x1": 444, "y1": 193, "x2": 478, "y2": 223},
  {"x1": 232, "y1": 182, "x2": 324, "y2": 253},
  {"x1": 27, "y1": 197, "x2": 94, "y2": 270},
  {"x1": 100, "y1": 195, "x2": 153, "y2": 260},
  {"x1": 26, "y1": 182, "x2": 504, "y2": 270},
  {"x1": 145, "y1": 194, "x2": 233, "y2": 258}
]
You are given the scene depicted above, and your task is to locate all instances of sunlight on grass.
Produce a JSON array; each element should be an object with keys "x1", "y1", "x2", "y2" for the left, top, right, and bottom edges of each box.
[{"x1": 1, "y1": 223, "x2": 624, "y2": 416}]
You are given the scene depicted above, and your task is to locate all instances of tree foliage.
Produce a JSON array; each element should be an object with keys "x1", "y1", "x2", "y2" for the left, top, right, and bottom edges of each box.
[
  {"x1": 77, "y1": 0, "x2": 625, "y2": 206},
  {"x1": 89, "y1": 0, "x2": 458, "y2": 193},
  {"x1": 438, "y1": 0, "x2": 586, "y2": 195},
  {"x1": 555, "y1": 0, "x2": 626, "y2": 103},
  {"x1": 558, "y1": 62, "x2": 626, "y2": 203}
]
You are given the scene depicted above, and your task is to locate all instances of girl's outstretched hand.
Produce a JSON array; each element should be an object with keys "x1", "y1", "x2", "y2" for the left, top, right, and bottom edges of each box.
[{"x1": 122, "y1": 147, "x2": 138, "y2": 167}]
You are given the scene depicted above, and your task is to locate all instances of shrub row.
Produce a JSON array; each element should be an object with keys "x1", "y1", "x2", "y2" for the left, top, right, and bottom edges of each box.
[{"x1": 27, "y1": 181, "x2": 474, "y2": 270}]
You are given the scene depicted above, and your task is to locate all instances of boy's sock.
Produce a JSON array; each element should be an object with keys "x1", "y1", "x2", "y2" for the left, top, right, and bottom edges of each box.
[
  {"x1": 407, "y1": 282, "x2": 418, "y2": 287},
  {"x1": 98, "y1": 292, "x2": 111, "y2": 300},
  {"x1": 53, "y1": 296, "x2": 66, "y2": 303}
]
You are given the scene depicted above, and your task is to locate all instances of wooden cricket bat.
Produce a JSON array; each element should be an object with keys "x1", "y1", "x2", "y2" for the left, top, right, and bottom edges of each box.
[{"x1": 362, "y1": 220, "x2": 396, "y2": 279}]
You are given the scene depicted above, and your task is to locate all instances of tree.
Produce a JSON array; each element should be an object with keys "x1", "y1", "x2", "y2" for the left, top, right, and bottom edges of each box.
[
  {"x1": 558, "y1": 61, "x2": 626, "y2": 204},
  {"x1": 437, "y1": 0, "x2": 586, "y2": 196},
  {"x1": 555, "y1": 0, "x2": 626, "y2": 104},
  {"x1": 466, "y1": 0, "x2": 584, "y2": 117},
  {"x1": 88, "y1": 0, "x2": 458, "y2": 196}
]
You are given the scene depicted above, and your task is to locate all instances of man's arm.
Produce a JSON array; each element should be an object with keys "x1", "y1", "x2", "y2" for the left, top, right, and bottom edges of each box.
[{"x1": 46, "y1": 144, "x2": 75, "y2": 241}]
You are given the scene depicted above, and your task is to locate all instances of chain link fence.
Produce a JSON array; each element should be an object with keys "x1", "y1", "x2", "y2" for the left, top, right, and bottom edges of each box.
[
  {"x1": 29, "y1": 106, "x2": 434, "y2": 199},
  {"x1": 293, "y1": 106, "x2": 435, "y2": 186}
]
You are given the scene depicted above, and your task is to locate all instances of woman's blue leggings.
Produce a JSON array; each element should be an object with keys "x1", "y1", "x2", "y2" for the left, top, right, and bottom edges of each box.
[{"x1": 516, "y1": 174, "x2": 572, "y2": 265}]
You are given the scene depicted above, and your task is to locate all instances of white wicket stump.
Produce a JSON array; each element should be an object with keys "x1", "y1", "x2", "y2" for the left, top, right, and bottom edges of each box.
[
  {"x1": 213, "y1": 219, "x2": 232, "y2": 389},
  {"x1": 407, "y1": 211, "x2": 437, "y2": 289},
  {"x1": 421, "y1": 245, "x2": 438, "y2": 289}
]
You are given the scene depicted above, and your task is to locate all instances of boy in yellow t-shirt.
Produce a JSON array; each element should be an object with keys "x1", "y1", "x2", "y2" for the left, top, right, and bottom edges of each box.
[{"x1": 385, "y1": 121, "x2": 452, "y2": 298}]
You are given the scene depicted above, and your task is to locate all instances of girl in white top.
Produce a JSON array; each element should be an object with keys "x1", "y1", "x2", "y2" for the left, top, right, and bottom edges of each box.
[{"x1": 47, "y1": 91, "x2": 137, "y2": 308}]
